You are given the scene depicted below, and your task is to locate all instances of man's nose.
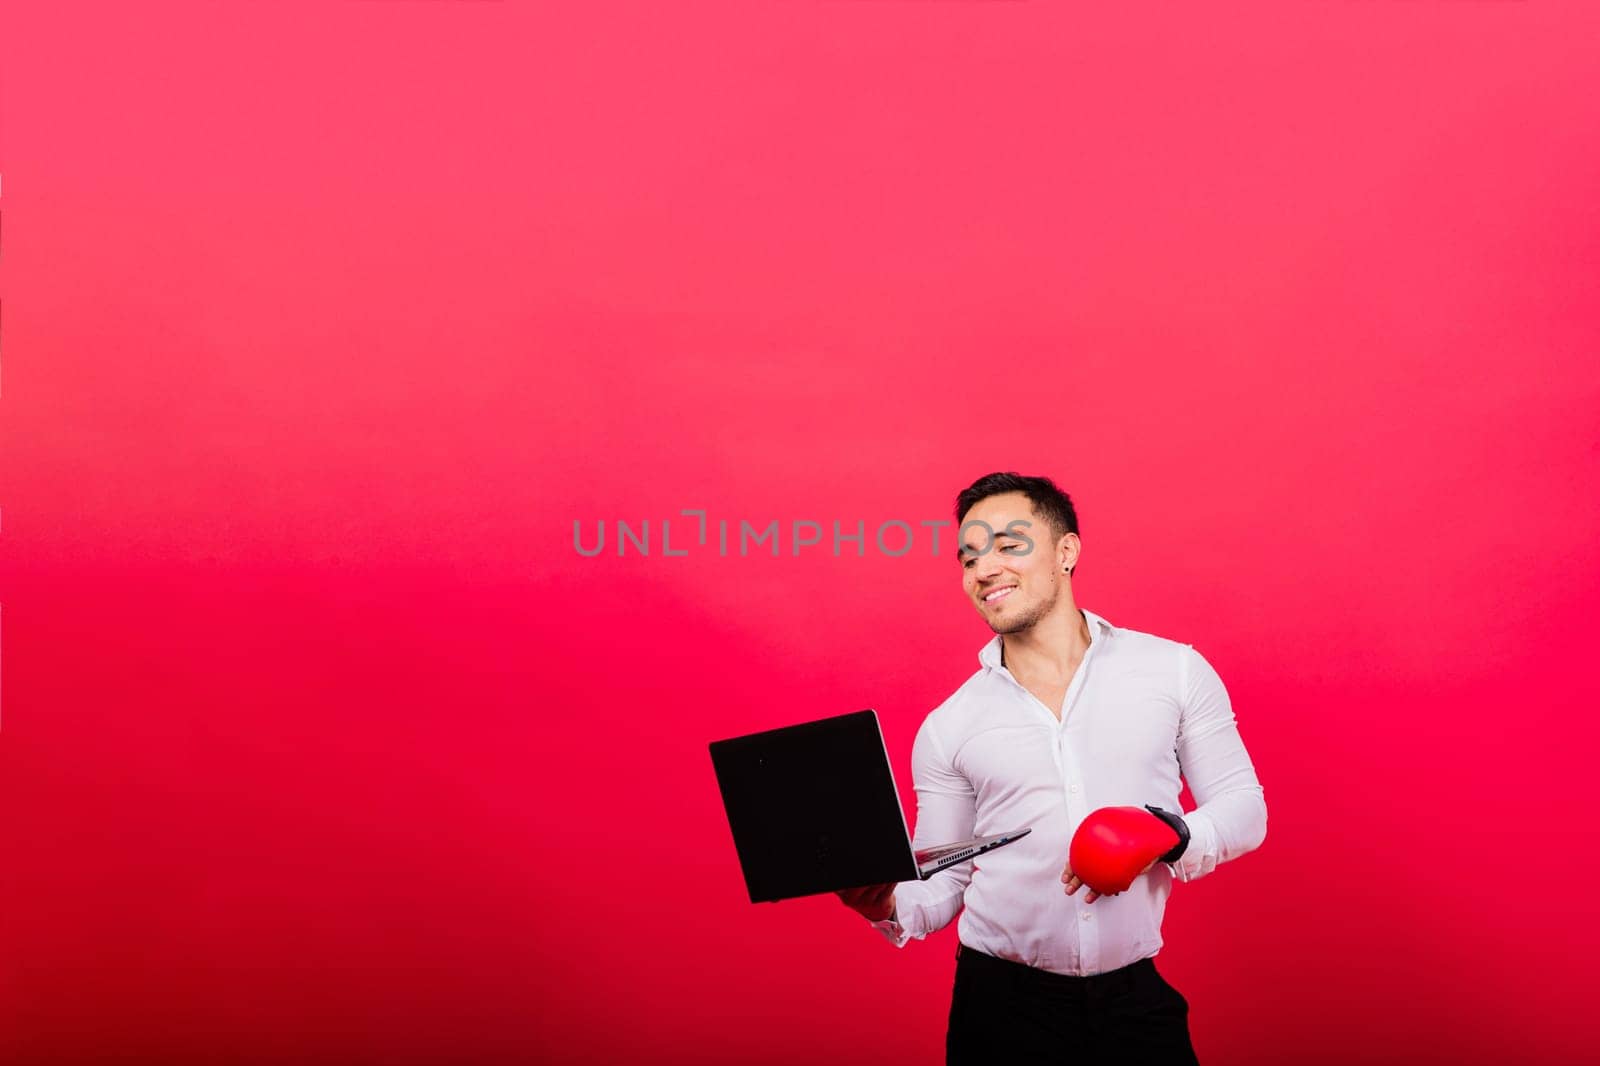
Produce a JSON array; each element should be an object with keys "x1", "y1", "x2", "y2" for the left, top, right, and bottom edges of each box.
[{"x1": 974, "y1": 549, "x2": 1006, "y2": 581}]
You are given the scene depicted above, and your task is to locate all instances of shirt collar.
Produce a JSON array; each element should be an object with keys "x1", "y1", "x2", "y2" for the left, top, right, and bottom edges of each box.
[{"x1": 978, "y1": 607, "x2": 1114, "y2": 671}]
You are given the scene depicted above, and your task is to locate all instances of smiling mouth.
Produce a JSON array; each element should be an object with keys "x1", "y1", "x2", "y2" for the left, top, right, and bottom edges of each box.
[{"x1": 982, "y1": 586, "x2": 1017, "y2": 605}]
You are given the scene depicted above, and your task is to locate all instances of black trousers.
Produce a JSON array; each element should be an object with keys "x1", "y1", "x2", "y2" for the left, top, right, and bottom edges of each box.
[{"x1": 946, "y1": 944, "x2": 1201, "y2": 1065}]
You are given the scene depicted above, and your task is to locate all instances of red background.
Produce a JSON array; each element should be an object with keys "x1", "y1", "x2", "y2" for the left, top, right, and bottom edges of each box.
[{"x1": 3, "y1": 2, "x2": 1599, "y2": 1063}]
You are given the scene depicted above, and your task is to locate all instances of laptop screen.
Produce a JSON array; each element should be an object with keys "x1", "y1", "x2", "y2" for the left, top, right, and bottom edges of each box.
[{"x1": 709, "y1": 710, "x2": 922, "y2": 903}]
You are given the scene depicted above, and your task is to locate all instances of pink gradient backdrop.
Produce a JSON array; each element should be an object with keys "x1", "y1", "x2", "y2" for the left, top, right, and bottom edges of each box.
[{"x1": 3, "y1": 2, "x2": 1599, "y2": 1062}]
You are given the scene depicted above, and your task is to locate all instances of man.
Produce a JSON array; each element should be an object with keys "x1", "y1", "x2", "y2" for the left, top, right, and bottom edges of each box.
[{"x1": 837, "y1": 472, "x2": 1267, "y2": 1064}]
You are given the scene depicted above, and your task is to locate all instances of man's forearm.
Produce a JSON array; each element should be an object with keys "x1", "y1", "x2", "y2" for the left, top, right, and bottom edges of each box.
[{"x1": 1168, "y1": 789, "x2": 1267, "y2": 883}]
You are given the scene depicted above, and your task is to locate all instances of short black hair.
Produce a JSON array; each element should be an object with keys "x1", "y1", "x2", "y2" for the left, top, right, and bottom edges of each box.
[{"x1": 954, "y1": 471, "x2": 1081, "y2": 576}]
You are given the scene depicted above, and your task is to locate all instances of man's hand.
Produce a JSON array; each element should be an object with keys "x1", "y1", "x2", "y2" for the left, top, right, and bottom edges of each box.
[
  {"x1": 835, "y1": 882, "x2": 898, "y2": 923},
  {"x1": 1061, "y1": 858, "x2": 1157, "y2": 903}
]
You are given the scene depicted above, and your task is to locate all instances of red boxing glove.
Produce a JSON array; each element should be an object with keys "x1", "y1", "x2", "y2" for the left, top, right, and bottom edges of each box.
[{"x1": 1068, "y1": 806, "x2": 1181, "y2": 896}]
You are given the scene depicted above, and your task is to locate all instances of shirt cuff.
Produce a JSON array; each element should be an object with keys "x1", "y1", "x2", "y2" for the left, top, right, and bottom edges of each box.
[
  {"x1": 1170, "y1": 809, "x2": 1219, "y2": 883},
  {"x1": 868, "y1": 893, "x2": 916, "y2": 947},
  {"x1": 869, "y1": 914, "x2": 912, "y2": 947}
]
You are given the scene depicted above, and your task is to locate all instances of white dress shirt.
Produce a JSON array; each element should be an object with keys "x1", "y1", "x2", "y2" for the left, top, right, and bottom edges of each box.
[{"x1": 871, "y1": 607, "x2": 1267, "y2": 976}]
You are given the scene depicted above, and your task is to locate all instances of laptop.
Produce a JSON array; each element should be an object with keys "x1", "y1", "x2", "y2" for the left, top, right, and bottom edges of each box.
[{"x1": 708, "y1": 709, "x2": 1032, "y2": 904}]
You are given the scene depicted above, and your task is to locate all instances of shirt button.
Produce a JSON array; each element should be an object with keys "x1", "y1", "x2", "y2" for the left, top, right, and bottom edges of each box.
[
  {"x1": 1069, "y1": 784, "x2": 1079, "y2": 793},
  {"x1": 1081, "y1": 912, "x2": 1092, "y2": 921}
]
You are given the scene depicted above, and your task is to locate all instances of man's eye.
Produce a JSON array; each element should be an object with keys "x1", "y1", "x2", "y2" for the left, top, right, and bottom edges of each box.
[
  {"x1": 962, "y1": 557, "x2": 974, "y2": 568},
  {"x1": 1000, "y1": 544, "x2": 1024, "y2": 553}
]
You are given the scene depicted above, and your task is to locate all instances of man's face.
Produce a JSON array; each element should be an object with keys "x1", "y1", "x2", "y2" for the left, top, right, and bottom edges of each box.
[{"x1": 957, "y1": 492, "x2": 1075, "y2": 635}]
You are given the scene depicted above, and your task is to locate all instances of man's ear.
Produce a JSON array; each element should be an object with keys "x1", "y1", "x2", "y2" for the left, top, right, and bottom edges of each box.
[{"x1": 1059, "y1": 532, "x2": 1080, "y2": 572}]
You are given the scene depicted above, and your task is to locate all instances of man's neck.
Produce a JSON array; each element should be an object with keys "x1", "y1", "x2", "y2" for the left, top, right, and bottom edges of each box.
[{"x1": 1001, "y1": 607, "x2": 1092, "y2": 684}]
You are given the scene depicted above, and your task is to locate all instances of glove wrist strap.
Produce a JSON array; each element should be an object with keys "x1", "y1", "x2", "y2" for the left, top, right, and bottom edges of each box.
[{"x1": 1144, "y1": 805, "x2": 1191, "y2": 865}]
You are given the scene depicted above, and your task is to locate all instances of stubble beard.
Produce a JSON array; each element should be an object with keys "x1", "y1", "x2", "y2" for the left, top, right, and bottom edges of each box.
[{"x1": 988, "y1": 581, "x2": 1058, "y2": 636}]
